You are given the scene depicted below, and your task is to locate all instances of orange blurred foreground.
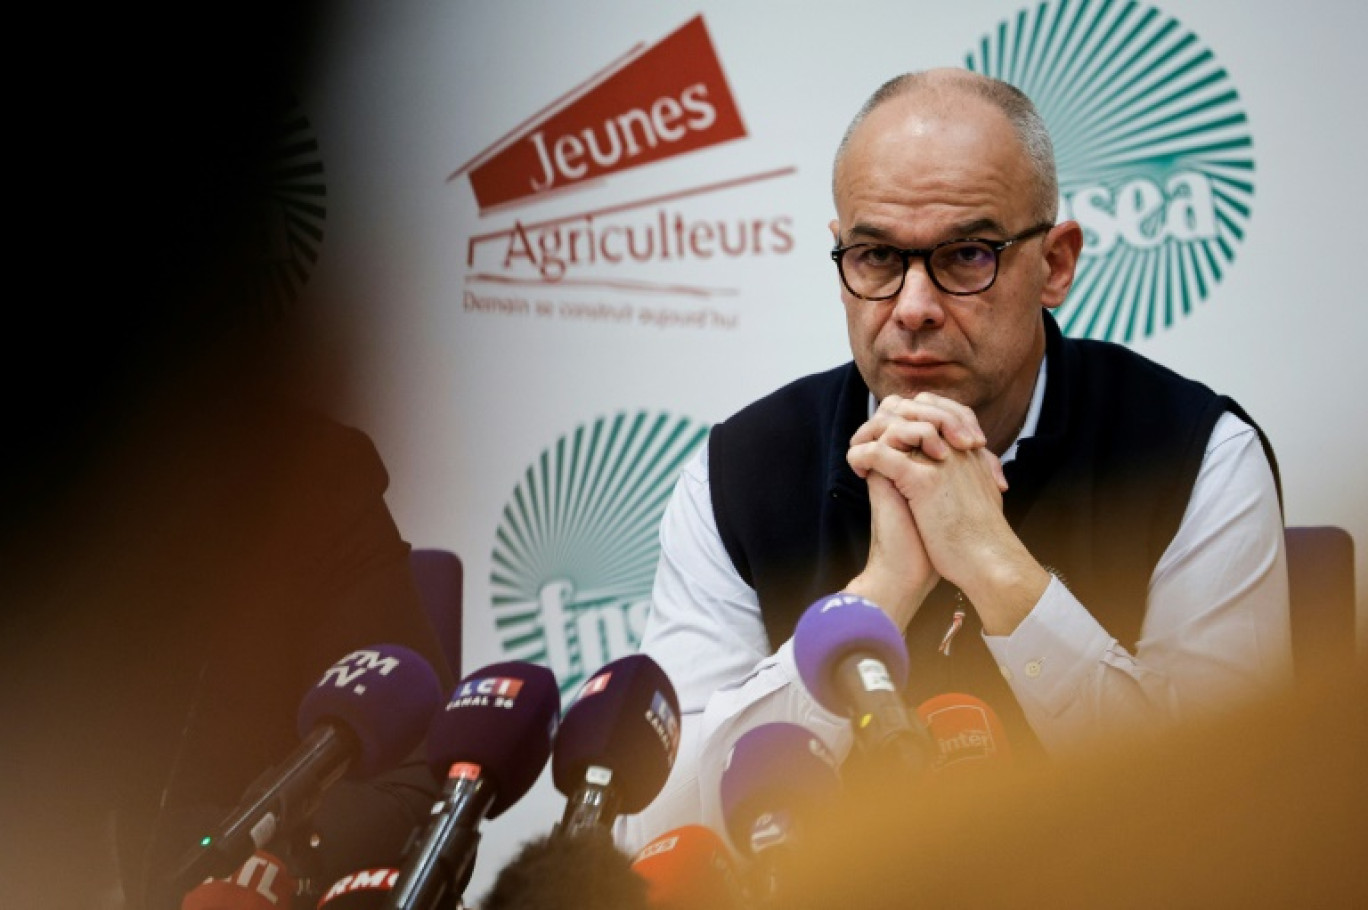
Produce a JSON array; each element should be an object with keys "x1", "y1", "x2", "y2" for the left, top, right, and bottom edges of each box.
[{"x1": 787, "y1": 657, "x2": 1368, "y2": 908}]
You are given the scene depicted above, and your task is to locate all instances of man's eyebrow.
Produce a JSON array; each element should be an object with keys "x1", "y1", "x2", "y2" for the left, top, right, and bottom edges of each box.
[
  {"x1": 839, "y1": 217, "x2": 1012, "y2": 246},
  {"x1": 840, "y1": 223, "x2": 898, "y2": 244},
  {"x1": 948, "y1": 217, "x2": 1009, "y2": 238}
]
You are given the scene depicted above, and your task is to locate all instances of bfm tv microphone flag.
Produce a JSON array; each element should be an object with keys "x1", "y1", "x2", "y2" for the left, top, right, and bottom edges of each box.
[{"x1": 452, "y1": 15, "x2": 747, "y2": 212}]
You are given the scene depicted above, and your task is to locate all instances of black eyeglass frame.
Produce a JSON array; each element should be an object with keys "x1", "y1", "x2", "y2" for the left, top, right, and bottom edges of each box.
[{"x1": 830, "y1": 222, "x2": 1055, "y2": 300}]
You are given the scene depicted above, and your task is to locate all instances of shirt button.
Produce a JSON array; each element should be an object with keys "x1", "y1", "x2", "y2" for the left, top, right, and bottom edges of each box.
[
  {"x1": 1025, "y1": 659, "x2": 1043, "y2": 679},
  {"x1": 999, "y1": 665, "x2": 1013, "y2": 681}
]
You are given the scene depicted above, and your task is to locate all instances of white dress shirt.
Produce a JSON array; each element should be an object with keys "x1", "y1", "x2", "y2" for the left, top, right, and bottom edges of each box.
[{"x1": 614, "y1": 360, "x2": 1292, "y2": 854}]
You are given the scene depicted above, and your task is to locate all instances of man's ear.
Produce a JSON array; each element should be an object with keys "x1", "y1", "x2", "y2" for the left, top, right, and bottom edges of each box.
[
  {"x1": 1041, "y1": 220, "x2": 1084, "y2": 309},
  {"x1": 829, "y1": 219, "x2": 841, "y2": 246}
]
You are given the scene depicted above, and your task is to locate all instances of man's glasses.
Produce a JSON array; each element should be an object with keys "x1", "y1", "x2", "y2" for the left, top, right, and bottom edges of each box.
[{"x1": 831, "y1": 223, "x2": 1054, "y2": 300}]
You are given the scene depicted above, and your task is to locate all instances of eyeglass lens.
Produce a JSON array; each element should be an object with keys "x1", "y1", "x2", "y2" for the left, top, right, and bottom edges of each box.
[{"x1": 841, "y1": 241, "x2": 999, "y2": 298}]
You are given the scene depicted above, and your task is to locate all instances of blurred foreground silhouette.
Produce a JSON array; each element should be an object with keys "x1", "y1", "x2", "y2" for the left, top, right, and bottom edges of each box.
[{"x1": 787, "y1": 652, "x2": 1367, "y2": 908}]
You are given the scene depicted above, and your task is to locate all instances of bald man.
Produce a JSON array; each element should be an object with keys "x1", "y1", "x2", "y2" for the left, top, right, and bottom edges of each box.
[{"x1": 617, "y1": 70, "x2": 1290, "y2": 851}]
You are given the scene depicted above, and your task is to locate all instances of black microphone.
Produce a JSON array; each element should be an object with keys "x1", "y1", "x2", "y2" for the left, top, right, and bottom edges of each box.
[
  {"x1": 295, "y1": 771, "x2": 441, "y2": 904},
  {"x1": 172, "y1": 645, "x2": 444, "y2": 893},
  {"x1": 718, "y1": 722, "x2": 841, "y2": 907},
  {"x1": 385, "y1": 661, "x2": 561, "y2": 910},
  {"x1": 303, "y1": 784, "x2": 439, "y2": 910},
  {"x1": 792, "y1": 593, "x2": 932, "y2": 773},
  {"x1": 315, "y1": 867, "x2": 401, "y2": 910},
  {"x1": 550, "y1": 654, "x2": 681, "y2": 840}
]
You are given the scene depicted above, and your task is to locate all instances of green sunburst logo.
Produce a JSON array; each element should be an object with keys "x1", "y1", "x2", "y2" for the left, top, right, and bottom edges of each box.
[
  {"x1": 250, "y1": 95, "x2": 327, "y2": 321},
  {"x1": 490, "y1": 411, "x2": 708, "y2": 697},
  {"x1": 966, "y1": 0, "x2": 1254, "y2": 341}
]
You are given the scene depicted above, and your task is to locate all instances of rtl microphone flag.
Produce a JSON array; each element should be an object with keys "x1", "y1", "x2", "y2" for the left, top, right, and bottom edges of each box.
[
  {"x1": 385, "y1": 660, "x2": 561, "y2": 910},
  {"x1": 792, "y1": 593, "x2": 932, "y2": 772},
  {"x1": 173, "y1": 645, "x2": 443, "y2": 891},
  {"x1": 551, "y1": 653, "x2": 681, "y2": 839},
  {"x1": 915, "y1": 692, "x2": 1012, "y2": 775},
  {"x1": 630, "y1": 825, "x2": 746, "y2": 910},
  {"x1": 180, "y1": 851, "x2": 296, "y2": 910}
]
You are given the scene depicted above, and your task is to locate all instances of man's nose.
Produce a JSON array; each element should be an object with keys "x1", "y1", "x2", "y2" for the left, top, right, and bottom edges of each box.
[{"x1": 891, "y1": 257, "x2": 947, "y2": 329}]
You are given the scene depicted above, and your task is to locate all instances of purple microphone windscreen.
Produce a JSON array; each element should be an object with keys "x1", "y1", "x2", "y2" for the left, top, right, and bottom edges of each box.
[
  {"x1": 426, "y1": 660, "x2": 561, "y2": 818},
  {"x1": 792, "y1": 593, "x2": 909, "y2": 715},
  {"x1": 551, "y1": 653, "x2": 681, "y2": 814},
  {"x1": 718, "y1": 722, "x2": 841, "y2": 858},
  {"x1": 297, "y1": 644, "x2": 444, "y2": 779}
]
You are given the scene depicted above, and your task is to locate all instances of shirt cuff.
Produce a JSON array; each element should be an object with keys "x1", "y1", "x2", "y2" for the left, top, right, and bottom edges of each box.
[{"x1": 981, "y1": 576, "x2": 1115, "y2": 716}]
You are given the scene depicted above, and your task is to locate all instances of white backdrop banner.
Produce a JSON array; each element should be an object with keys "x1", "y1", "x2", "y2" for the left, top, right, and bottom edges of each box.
[{"x1": 297, "y1": 0, "x2": 1368, "y2": 898}]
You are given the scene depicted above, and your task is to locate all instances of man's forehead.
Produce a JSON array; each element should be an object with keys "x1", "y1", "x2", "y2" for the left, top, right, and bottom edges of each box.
[
  {"x1": 849, "y1": 89, "x2": 1015, "y2": 164},
  {"x1": 834, "y1": 93, "x2": 1033, "y2": 232}
]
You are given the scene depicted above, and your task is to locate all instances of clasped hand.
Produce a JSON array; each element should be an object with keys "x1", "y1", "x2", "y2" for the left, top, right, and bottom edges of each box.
[{"x1": 844, "y1": 393, "x2": 1040, "y2": 635}]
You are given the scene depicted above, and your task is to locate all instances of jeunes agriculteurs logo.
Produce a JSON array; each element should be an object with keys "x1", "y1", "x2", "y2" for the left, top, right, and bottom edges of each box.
[
  {"x1": 490, "y1": 411, "x2": 707, "y2": 697},
  {"x1": 967, "y1": 0, "x2": 1253, "y2": 342}
]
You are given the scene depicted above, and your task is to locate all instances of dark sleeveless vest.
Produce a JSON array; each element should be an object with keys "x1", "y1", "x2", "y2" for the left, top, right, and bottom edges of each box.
[{"x1": 708, "y1": 310, "x2": 1279, "y2": 754}]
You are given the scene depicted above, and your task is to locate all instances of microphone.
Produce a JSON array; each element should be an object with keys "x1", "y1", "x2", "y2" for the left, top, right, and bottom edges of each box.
[
  {"x1": 630, "y1": 825, "x2": 746, "y2": 910},
  {"x1": 915, "y1": 692, "x2": 1012, "y2": 776},
  {"x1": 315, "y1": 867, "x2": 401, "y2": 909},
  {"x1": 173, "y1": 645, "x2": 444, "y2": 892},
  {"x1": 294, "y1": 774, "x2": 438, "y2": 903},
  {"x1": 385, "y1": 660, "x2": 561, "y2": 910},
  {"x1": 792, "y1": 593, "x2": 932, "y2": 772},
  {"x1": 180, "y1": 851, "x2": 297, "y2": 910},
  {"x1": 718, "y1": 722, "x2": 840, "y2": 907},
  {"x1": 550, "y1": 654, "x2": 681, "y2": 840}
]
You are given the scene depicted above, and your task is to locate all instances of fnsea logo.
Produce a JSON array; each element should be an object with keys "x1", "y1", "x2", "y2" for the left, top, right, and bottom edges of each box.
[
  {"x1": 967, "y1": 0, "x2": 1254, "y2": 342},
  {"x1": 452, "y1": 15, "x2": 795, "y2": 329},
  {"x1": 489, "y1": 411, "x2": 707, "y2": 697}
]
